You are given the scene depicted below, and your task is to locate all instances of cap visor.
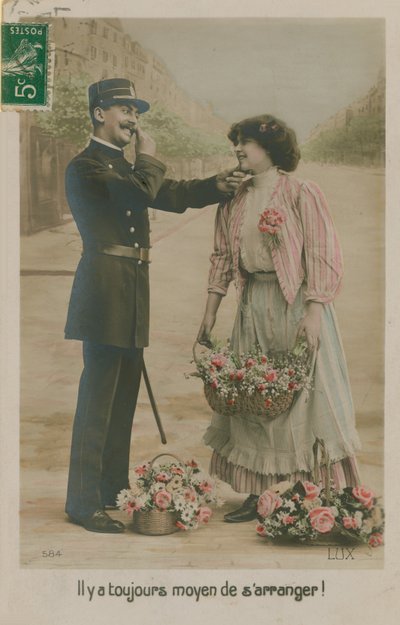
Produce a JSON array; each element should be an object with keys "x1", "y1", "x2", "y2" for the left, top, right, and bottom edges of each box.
[{"x1": 96, "y1": 97, "x2": 150, "y2": 113}]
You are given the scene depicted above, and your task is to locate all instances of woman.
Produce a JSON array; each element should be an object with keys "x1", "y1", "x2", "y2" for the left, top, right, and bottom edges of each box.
[{"x1": 197, "y1": 114, "x2": 361, "y2": 523}]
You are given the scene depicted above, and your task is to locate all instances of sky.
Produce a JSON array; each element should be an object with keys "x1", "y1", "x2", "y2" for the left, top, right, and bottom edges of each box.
[{"x1": 124, "y1": 18, "x2": 385, "y2": 142}]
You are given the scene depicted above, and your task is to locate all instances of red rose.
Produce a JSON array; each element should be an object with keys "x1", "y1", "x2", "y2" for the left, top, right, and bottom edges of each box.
[
  {"x1": 265, "y1": 398, "x2": 272, "y2": 408},
  {"x1": 256, "y1": 523, "x2": 267, "y2": 536}
]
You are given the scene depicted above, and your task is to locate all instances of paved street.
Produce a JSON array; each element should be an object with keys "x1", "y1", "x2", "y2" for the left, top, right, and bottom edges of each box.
[{"x1": 19, "y1": 162, "x2": 384, "y2": 569}]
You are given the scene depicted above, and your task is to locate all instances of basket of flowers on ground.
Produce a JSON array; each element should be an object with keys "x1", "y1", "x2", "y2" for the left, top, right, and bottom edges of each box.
[
  {"x1": 117, "y1": 454, "x2": 222, "y2": 535},
  {"x1": 255, "y1": 438, "x2": 384, "y2": 547},
  {"x1": 192, "y1": 339, "x2": 313, "y2": 421}
]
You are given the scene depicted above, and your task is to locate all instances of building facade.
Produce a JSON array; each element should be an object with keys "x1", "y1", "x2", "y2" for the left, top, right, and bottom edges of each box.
[{"x1": 306, "y1": 69, "x2": 385, "y2": 142}]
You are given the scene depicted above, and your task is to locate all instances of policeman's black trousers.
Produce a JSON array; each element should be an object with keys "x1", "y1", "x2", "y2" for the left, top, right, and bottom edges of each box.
[{"x1": 65, "y1": 341, "x2": 143, "y2": 520}]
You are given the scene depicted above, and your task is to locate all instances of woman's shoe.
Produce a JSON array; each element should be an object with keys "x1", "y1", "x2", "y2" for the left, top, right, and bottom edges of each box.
[{"x1": 224, "y1": 494, "x2": 259, "y2": 523}]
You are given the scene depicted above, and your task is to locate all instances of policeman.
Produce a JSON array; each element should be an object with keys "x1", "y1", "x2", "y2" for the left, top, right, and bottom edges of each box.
[{"x1": 64, "y1": 78, "x2": 243, "y2": 532}]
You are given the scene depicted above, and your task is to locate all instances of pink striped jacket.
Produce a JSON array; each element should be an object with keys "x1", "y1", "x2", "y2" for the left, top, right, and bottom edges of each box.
[{"x1": 208, "y1": 172, "x2": 343, "y2": 305}]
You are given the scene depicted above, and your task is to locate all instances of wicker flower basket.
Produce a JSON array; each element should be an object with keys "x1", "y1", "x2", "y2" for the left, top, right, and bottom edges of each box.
[
  {"x1": 132, "y1": 509, "x2": 179, "y2": 536},
  {"x1": 194, "y1": 342, "x2": 315, "y2": 421},
  {"x1": 131, "y1": 453, "x2": 182, "y2": 536},
  {"x1": 264, "y1": 439, "x2": 367, "y2": 547}
]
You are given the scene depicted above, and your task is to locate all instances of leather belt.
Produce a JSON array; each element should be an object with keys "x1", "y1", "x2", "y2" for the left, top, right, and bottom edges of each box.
[{"x1": 83, "y1": 242, "x2": 151, "y2": 262}]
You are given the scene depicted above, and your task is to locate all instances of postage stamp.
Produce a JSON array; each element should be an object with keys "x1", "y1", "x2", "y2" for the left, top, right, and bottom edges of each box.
[{"x1": 1, "y1": 22, "x2": 52, "y2": 110}]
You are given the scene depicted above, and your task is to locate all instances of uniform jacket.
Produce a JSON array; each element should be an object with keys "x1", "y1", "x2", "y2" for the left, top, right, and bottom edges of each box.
[
  {"x1": 65, "y1": 139, "x2": 226, "y2": 348},
  {"x1": 208, "y1": 171, "x2": 344, "y2": 305}
]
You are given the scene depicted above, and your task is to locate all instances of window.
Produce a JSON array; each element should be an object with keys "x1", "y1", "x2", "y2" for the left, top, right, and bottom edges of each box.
[
  {"x1": 113, "y1": 32, "x2": 117, "y2": 43},
  {"x1": 113, "y1": 55, "x2": 117, "y2": 67},
  {"x1": 125, "y1": 57, "x2": 128, "y2": 67},
  {"x1": 91, "y1": 46, "x2": 97, "y2": 60},
  {"x1": 103, "y1": 50, "x2": 108, "y2": 63},
  {"x1": 103, "y1": 27, "x2": 109, "y2": 39},
  {"x1": 91, "y1": 21, "x2": 97, "y2": 35}
]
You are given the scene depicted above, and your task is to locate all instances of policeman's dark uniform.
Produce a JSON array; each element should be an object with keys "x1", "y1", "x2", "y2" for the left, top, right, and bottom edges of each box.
[{"x1": 64, "y1": 79, "x2": 227, "y2": 523}]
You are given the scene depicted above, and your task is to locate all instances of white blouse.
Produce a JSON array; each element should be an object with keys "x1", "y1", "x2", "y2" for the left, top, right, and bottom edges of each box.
[{"x1": 239, "y1": 167, "x2": 279, "y2": 273}]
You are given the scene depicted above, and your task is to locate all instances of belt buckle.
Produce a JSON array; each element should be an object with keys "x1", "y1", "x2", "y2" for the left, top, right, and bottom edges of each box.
[{"x1": 139, "y1": 248, "x2": 150, "y2": 262}]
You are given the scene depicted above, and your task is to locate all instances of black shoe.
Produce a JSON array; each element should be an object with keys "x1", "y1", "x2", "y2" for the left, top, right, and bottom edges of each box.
[
  {"x1": 224, "y1": 494, "x2": 259, "y2": 523},
  {"x1": 68, "y1": 510, "x2": 125, "y2": 533}
]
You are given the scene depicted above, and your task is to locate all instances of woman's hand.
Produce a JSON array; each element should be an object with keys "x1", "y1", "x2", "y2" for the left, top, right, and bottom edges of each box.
[
  {"x1": 296, "y1": 302, "x2": 323, "y2": 350},
  {"x1": 197, "y1": 313, "x2": 217, "y2": 349},
  {"x1": 196, "y1": 293, "x2": 223, "y2": 348}
]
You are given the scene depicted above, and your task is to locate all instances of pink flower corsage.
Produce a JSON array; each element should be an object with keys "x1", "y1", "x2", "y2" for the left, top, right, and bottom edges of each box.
[{"x1": 258, "y1": 207, "x2": 286, "y2": 248}]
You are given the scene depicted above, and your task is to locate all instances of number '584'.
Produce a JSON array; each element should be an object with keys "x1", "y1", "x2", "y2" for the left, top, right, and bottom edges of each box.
[{"x1": 15, "y1": 78, "x2": 37, "y2": 99}]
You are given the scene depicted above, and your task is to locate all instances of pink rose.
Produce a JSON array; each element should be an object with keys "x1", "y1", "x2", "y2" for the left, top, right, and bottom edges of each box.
[
  {"x1": 197, "y1": 506, "x2": 212, "y2": 524},
  {"x1": 258, "y1": 384, "x2": 266, "y2": 392},
  {"x1": 342, "y1": 516, "x2": 354, "y2": 530},
  {"x1": 134, "y1": 463, "x2": 149, "y2": 476},
  {"x1": 368, "y1": 532, "x2": 384, "y2": 548},
  {"x1": 155, "y1": 472, "x2": 170, "y2": 482},
  {"x1": 186, "y1": 459, "x2": 198, "y2": 468},
  {"x1": 256, "y1": 523, "x2": 267, "y2": 536},
  {"x1": 265, "y1": 370, "x2": 278, "y2": 383},
  {"x1": 184, "y1": 487, "x2": 197, "y2": 503},
  {"x1": 211, "y1": 355, "x2": 227, "y2": 368},
  {"x1": 303, "y1": 481, "x2": 321, "y2": 501},
  {"x1": 211, "y1": 379, "x2": 219, "y2": 389},
  {"x1": 176, "y1": 520, "x2": 189, "y2": 530},
  {"x1": 171, "y1": 466, "x2": 184, "y2": 476},
  {"x1": 257, "y1": 490, "x2": 282, "y2": 518},
  {"x1": 352, "y1": 486, "x2": 375, "y2": 510},
  {"x1": 246, "y1": 358, "x2": 257, "y2": 368},
  {"x1": 282, "y1": 515, "x2": 295, "y2": 525},
  {"x1": 153, "y1": 490, "x2": 172, "y2": 510},
  {"x1": 265, "y1": 398, "x2": 272, "y2": 408},
  {"x1": 308, "y1": 507, "x2": 336, "y2": 533},
  {"x1": 199, "y1": 480, "x2": 213, "y2": 493},
  {"x1": 261, "y1": 355, "x2": 268, "y2": 364},
  {"x1": 236, "y1": 369, "x2": 245, "y2": 381}
]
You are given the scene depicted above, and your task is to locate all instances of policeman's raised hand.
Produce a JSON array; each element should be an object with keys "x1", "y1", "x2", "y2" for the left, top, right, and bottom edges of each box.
[
  {"x1": 135, "y1": 125, "x2": 156, "y2": 157},
  {"x1": 216, "y1": 168, "x2": 246, "y2": 194}
]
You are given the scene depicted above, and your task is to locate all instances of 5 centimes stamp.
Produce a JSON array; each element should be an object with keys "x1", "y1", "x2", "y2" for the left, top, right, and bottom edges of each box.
[{"x1": 1, "y1": 22, "x2": 52, "y2": 110}]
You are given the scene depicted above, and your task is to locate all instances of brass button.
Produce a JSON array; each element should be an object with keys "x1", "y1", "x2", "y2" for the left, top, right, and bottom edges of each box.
[
  {"x1": 134, "y1": 242, "x2": 139, "y2": 248},
  {"x1": 108, "y1": 163, "x2": 113, "y2": 169},
  {"x1": 126, "y1": 210, "x2": 132, "y2": 217},
  {"x1": 138, "y1": 260, "x2": 143, "y2": 265},
  {"x1": 129, "y1": 227, "x2": 135, "y2": 233}
]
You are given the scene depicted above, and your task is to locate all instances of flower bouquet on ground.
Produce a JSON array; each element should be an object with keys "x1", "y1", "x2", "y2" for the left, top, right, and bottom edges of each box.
[
  {"x1": 192, "y1": 339, "x2": 313, "y2": 420},
  {"x1": 255, "y1": 439, "x2": 384, "y2": 547},
  {"x1": 117, "y1": 454, "x2": 223, "y2": 535}
]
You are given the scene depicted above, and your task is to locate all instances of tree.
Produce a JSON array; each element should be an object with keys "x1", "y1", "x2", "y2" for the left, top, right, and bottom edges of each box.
[
  {"x1": 34, "y1": 75, "x2": 230, "y2": 158},
  {"x1": 34, "y1": 74, "x2": 92, "y2": 149},
  {"x1": 301, "y1": 114, "x2": 385, "y2": 166}
]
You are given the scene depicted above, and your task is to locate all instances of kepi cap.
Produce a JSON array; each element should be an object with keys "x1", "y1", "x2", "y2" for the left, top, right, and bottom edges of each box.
[{"x1": 88, "y1": 78, "x2": 150, "y2": 114}]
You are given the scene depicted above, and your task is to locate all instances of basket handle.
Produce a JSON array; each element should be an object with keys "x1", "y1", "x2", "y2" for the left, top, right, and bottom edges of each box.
[
  {"x1": 149, "y1": 453, "x2": 184, "y2": 468},
  {"x1": 312, "y1": 437, "x2": 332, "y2": 502},
  {"x1": 193, "y1": 340, "x2": 212, "y2": 365}
]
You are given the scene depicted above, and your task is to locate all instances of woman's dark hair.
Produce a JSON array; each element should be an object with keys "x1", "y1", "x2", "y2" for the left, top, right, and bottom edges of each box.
[{"x1": 227, "y1": 114, "x2": 300, "y2": 172}]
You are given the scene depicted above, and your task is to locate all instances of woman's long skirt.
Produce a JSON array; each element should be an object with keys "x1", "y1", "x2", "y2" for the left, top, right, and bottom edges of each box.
[{"x1": 203, "y1": 272, "x2": 362, "y2": 494}]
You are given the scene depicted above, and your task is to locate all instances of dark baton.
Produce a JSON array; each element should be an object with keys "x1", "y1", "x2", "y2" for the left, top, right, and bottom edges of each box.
[{"x1": 142, "y1": 360, "x2": 167, "y2": 444}]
